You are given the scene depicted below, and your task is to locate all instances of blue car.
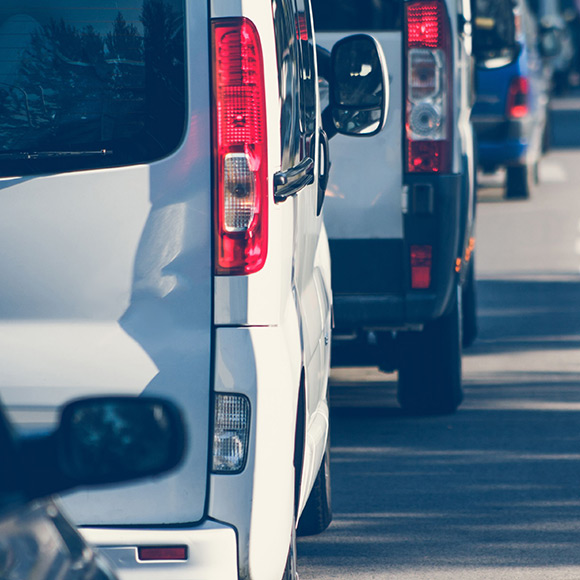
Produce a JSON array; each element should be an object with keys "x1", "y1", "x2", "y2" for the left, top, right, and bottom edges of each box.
[{"x1": 472, "y1": 0, "x2": 552, "y2": 199}]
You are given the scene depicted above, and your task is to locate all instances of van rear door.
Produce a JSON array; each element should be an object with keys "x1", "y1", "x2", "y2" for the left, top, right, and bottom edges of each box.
[
  {"x1": 313, "y1": 0, "x2": 404, "y2": 243},
  {"x1": 313, "y1": 0, "x2": 405, "y2": 297},
  {"x1": 0, "y1": 0, "x2": 212, "y2": 526}
]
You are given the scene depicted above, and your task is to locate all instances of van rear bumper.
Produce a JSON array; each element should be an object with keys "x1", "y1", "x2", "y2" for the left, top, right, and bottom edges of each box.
[
  {"x1": 333, "y1": 290, "x2": 449, "y2": 331},
  {"x1": 81, "y1": 522, "x2": 238, "y2": 580},
  {"x1": 331, "y1": 173, "x2": 463, "y2": 332}
]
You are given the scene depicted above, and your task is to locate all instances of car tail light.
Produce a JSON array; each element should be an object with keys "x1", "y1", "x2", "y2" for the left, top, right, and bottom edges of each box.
[
  {"x1": 138, "y1": 547, "x2": 188, "y2": 561},
  {"x1": 212, "y1": 18, "x2": 268, "y2": 276},
  {"x1": 405, "y1": 0, "x2": 452, "y2": 173},
  {"x1": 506, "y1": 76, "x2": 529, "y2": 119},
  {"x1": 411, "y1": 245, "x2": 432, "y2": 289}
]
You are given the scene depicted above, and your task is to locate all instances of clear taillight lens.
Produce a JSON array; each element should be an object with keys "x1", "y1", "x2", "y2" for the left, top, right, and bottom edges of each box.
[
  {"x1": 212, "y1": 19, "x2": 268, "y2": 275},
  {"x1": 405, "y1": 0, "x2": 451, "y2": 173},
  {"x1": 212, "y1": 393, "x2": 251, "y2": 473},
  {"x1": 409, "y1": 48, "x2": 443, "y2": 101}
]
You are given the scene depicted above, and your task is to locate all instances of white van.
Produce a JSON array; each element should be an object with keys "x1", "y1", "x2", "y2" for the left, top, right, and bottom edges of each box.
[
  {"x1": 313, "y1": 0, "x2": 519, "y2": 415},
  {"x1": 0, "y1": 1, "x2": 387, "y2": 579}
]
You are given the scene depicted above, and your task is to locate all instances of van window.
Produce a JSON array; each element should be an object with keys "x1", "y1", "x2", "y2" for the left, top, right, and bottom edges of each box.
[
  {"x1": 311, "y1": 0, "x2": 402, "y2": 32},
  {"x1": 0, "y1": 0, "x2": 186, "y2": 177},
  {"x1": 296, "y1": 0, "x2": 317, "y2": 158},
  {"x1": 273, "y1": 0, "x2": 302, "y2": 171},
  {"x1": 273, "y1": 0, "x2": 318, "y2": 170}
]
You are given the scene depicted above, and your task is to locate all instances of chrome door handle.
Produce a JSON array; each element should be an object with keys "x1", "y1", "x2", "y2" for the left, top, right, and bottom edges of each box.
[{"x1": 274, "y1": 157, "x2": 315, "y2": 202}]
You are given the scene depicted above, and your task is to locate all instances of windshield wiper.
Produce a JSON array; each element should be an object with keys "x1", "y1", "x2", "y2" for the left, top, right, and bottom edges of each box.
[{"x1": 0, "y1": 149, "x2": 113, "y2": 160}]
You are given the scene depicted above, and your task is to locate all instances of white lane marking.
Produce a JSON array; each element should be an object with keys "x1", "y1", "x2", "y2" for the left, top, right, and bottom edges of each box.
[{"x1": 539, "y1": 160, "x2": 568, "y2": 183}]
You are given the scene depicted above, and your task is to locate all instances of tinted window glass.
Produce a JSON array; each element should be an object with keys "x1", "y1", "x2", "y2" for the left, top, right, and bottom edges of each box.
[
  {"x1": 273, "y1": 0, "x2": 301, "y2": 171},
  {"x1": 0, "y1": 1, "x2": 186, "y2": 177},
  {"x1": 311, "y1": 0, "x2": 402, "y2": 32},
  {"x1": 296, "y1": 0, "x2": 317, "y2": 158}
]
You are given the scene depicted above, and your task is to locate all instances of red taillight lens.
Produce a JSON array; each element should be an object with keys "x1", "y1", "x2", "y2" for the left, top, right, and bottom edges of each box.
[
  {"x1": 506, "y1": 76, "x2": 529, "y2": 119},
  {"x1": 138, "y1": 547, "x2": 188, "y2": 561},
  {"x1": 405, "y1": 0, "x2": 451, "y2": 173},
  {"x1": 408, "y1": 141, "x2": 450, "y2": 173},
  {"x1": 410, "y1": 245, "x2": 432, "y2": 289},
  {"x1": 406, "y1": 1, "x2": 445, "y2": 48},
  {"x1": 212, "y1": 18, "x2": 268, "y2": 276}
]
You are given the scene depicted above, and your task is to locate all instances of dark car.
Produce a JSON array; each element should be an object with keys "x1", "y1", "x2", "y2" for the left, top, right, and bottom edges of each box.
[
  {"x1": 472, "y1": 0, "x2": 555, "y2": 199},
  {"x1": 0, "y1": 396, "x2": 186, "y2": 580}
]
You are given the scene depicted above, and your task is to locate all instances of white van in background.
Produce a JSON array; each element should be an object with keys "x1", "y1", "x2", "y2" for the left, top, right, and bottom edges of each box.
[
  {"x1": 313, "y1": 0, "x2": 519, "y2": 415},
  {"x1": 0, "y1": 1, "x2": 387, "y2": 579}
]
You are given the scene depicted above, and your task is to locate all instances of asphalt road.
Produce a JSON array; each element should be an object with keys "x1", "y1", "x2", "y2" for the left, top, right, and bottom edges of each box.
[{"x1": 297, "y1": 149, "x2": 580, "y2": 579}]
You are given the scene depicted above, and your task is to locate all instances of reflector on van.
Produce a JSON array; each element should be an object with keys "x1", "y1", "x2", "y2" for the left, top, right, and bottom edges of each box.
[
  {"x1": 410, "y1": 244, "x2": 432, "y2": 289},
  {"x1": 138, "y1": 546, "x2": 188, "y2": 561}
]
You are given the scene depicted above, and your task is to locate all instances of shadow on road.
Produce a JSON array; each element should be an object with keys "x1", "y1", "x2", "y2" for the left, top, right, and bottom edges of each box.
[
  {"x1": 298, "y1": 276, "x2": 580, "y2": 575},
  {"x1": 299, "y1": 379, "x2": 580, "y2": 572}
]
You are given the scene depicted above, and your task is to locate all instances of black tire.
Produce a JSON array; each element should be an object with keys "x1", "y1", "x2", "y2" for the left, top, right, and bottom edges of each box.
[
  {"x1": 462, "y1": 255, "x2": 478, "y2": 348},
  {"x1": 505, "y1": 163, "x2": 533, "y2": 199},
  {"x1": 281, "y1": 515, "x2": 298, "y2": 580},
  {"x1": 397, "y1": 288, "x2": 463, "y2": 415},
  {"x1": 297, "y1": 440, "x2": 332, "y2": 536}
]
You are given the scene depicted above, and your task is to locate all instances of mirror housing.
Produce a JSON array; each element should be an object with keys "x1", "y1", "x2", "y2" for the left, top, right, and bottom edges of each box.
[
  {"x1": 320, "y1": 34, "x2": 389, "y2": 138},
  {"x1": 16, "y1": 396, "x2": 187, "y2": 499},
  {"x1": 472, "y1": 0, "x2": 520, "y2": 69}
]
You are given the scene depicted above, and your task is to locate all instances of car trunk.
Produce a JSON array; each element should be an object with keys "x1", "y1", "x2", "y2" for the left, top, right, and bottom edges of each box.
[{"x1": 0, "y1": 0, "x2": 213, "y2": 526}]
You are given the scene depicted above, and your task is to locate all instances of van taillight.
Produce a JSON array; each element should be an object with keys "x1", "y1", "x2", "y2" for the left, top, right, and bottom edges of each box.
[
  {"x1": 212, "y1": 18, "x2": 268, "y2": 276},
  {"x1": 506, "y1": 76, "x2": 529, "y2": 119},
  {"x1": 405, "y1": 0, "x2": 451, "y2": 173}
]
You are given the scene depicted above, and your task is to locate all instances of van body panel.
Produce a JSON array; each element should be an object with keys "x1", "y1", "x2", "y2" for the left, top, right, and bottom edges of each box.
[
  {"x1": 317, "y1": 32, "x2": 404, "y2": 241},
  {"x1": 0, "y1": 0, "x2": 213, "y2": 525},
  {"x1": 0, "y1": 0, "x2": 340, "y2": 576},
  {"x1": 211, "y1": 325, "x2": 299, "y2": 580}
]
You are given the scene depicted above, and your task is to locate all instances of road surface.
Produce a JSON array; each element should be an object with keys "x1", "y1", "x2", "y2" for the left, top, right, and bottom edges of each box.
[{"x1": 297, "y1": 149, "x2": 580, "y2": 579}]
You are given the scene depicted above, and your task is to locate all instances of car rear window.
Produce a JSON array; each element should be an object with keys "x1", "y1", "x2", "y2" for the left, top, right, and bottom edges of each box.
[
  {"x1": 311, "y1": 0, "x2": 402, "y2": 32},
  {"x1": 0, "y1": 0, "x2": 186, "y2": 177}
]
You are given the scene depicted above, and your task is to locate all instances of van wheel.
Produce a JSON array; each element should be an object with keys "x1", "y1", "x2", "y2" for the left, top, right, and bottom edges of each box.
[
  {"x1": 505, "y1": 163, "x2": 533, "y2": 199},
  {"x1": 281, "y1": 515, "x2": 298, "y2": 580},
  {"x1": 462, "y1": 255, "x2": 478, "y2": 348},
  {"x1": 397, "y1": 288, "x2": 463, "y2": 415},
  {"x1": 297, "y1": 442, "x2": 332, "y2": 536}
]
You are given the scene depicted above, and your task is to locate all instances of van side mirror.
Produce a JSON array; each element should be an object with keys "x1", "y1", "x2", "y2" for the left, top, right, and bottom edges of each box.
[
  {"x1": 16, "y1": 396, "x2": 186, "y2": 499},
  {"x1": 319, "y1": 34, "x2": 389, "y2": 138},
  {"x1": 472, "y1": 0, "x2": 520, "y2": 68}
]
